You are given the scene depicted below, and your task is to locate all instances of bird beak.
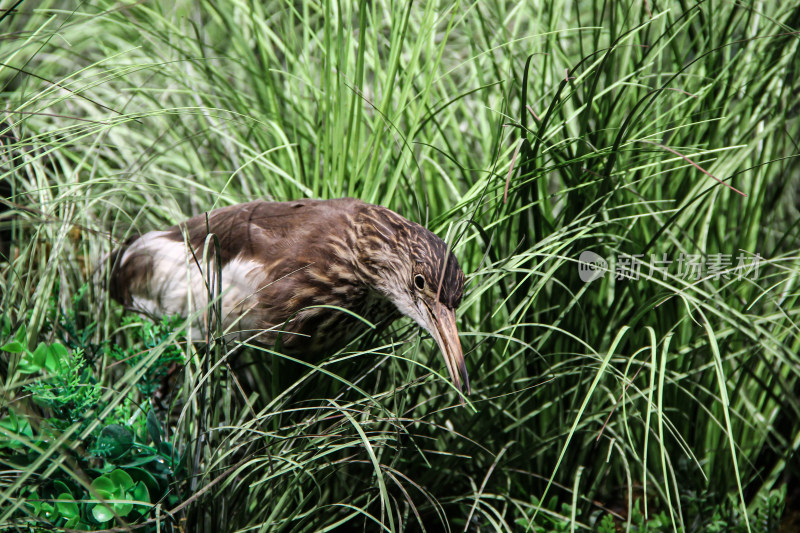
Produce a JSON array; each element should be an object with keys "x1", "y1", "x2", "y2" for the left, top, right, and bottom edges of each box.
[{"x1": 422, "y1": 303, "x2": 470, "y2": 394}]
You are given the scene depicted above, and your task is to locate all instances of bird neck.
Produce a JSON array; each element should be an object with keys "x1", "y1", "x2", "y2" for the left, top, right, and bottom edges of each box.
[
  {"x1": 347, "y1": 206, "x2": 422, "y2": 329},
  {"x1": 352, "y1": 207, "x2": 411, "y2": 294}
]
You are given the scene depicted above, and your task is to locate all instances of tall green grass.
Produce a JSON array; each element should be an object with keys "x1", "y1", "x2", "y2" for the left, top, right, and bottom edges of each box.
[{"x1": 1, "y1": 0, "x2": 799, "y2": 531}]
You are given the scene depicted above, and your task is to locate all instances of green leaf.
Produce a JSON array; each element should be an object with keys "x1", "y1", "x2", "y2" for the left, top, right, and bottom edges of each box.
[
  {"x1": 56, "y1": 493, "x2": 80, "y2": 519},
  {"x1": 17, "y1": 342, "x2": 47, "y2": 374},
  {"x1": 0, "y1": 411, "x2": 33, "y2": 448},
  {"x1": 95, "y1": 424, "x2": 134, "y2": 459},
  {"x1": 118, "y1": 454, "x2": 158, "y2": 467},
  {"x1": 41, "y1": 501, "x2": 56, "y2": 521},
  {"x1": 1, "y1": 325, "x2": 27, "y2": 353},
  {"x1": 92, "y1": 503, "x2": 114, "y2": 523},
  {"x1": 16, "y1": 355, "x2": 40, "y2": 374},
  {"x1": 131, "y1": 480, "x2": 150, "y2": 503},
  {"x1": 146, "y1": 409, "x2": 162, "y2": 447},
  {"x1": 112, "y1": 499, "x2": 134, "y2": 518},
  {"x1": 24, "y1": 491, "x2": 41, "y2": 515},
  {"x1": 53, "y1": 480, "x2": 72, "y2": 497},
  {"x1": 31, "y1": 342, "x2": 48, "y2": 369},
  {"x1": 126, "y1": 467, "x2": 159, "y2": 499},
  {"x1": 0, "y1": 340, "x2": 23, "y2": 353},
  {"x1": 107, "y1": 469, "x2": 135, "y2": 493},
  {"x1": 91, "y1": 475, "x2": 116, "y2": 497},
  {"x1": 158, "y1": 440, "x2": 173, "y2": 456},
  {"x1": 44, "y1": 342, "x2": 69, "y2": 373}
]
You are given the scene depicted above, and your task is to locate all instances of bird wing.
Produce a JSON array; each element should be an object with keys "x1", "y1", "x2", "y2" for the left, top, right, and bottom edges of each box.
[{"x1": 110, "y1": 198, "x2": 364, "y2": 337}]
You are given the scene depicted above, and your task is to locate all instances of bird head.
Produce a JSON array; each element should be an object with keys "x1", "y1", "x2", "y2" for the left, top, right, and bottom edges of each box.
[{"x1": 355, "y1": 205, "x2": 469, "y2": 394}]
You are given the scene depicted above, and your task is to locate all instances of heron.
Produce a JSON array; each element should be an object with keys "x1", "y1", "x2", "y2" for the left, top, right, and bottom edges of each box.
[{"x1": 109, "y1": 198, "x2": 470, "y2": 393}]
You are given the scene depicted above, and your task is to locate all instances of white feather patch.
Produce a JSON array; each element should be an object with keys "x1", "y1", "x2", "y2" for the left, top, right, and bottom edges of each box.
[{"x1": 122, "y1": 232, "x2": 264, "y2": 333}]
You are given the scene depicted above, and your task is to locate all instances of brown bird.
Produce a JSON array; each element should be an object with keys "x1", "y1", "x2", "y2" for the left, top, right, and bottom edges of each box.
[{"x1": 109, "y1": 198, "x2": 469, "y2": 393}]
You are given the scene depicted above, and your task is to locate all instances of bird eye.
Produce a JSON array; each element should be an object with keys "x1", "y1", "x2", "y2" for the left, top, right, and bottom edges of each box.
[{"x1": 414, "y1": 274, "x2": 425, "y2": 290}]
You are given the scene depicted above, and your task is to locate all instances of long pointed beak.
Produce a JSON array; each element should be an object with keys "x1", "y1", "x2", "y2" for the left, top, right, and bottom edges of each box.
[{"x1": 423, "y1": 304, "x2": 469, "y2": 394}]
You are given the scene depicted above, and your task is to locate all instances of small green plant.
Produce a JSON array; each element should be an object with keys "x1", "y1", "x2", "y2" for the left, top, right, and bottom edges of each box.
[
  {"x1": 703, "y1": 487, "x2": 787, "y2": 533},
  {"x1": 109, "y1": 315, "x2": 186, "y2": 396},
  {"x1": 512, "y1": 490, "x2": 788, "y2": 533},
  {"x1": 88, "y1": 469, "x2": 150, "y2": 524},
  {"x1": 24, "y1": 345, "x2": 101, "y2": 431},
  {"x1": 0, "y1": 297, "x2": 186, "y2": 531},
  {"x1": 596, "y1": 513, "x2": 616, "y2": 533},
  {"x1": 628, "y1": 500, "x2": 672, "y2": 532}
]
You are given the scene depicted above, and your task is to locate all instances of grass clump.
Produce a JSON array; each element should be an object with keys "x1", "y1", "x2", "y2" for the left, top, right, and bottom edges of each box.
[{"x1": 1, "y1": 0, "x2": 800, "y2": 531}]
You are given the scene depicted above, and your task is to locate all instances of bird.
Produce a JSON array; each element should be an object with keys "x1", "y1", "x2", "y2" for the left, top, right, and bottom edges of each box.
[{"x1": 109, "y1": 197, "x2": 470, "y2": 393}]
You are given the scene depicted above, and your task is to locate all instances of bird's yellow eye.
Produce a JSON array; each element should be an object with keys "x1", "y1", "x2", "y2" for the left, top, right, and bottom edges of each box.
[{"x1": 414, "y1": 274, "x2": 425, "y2": 290}]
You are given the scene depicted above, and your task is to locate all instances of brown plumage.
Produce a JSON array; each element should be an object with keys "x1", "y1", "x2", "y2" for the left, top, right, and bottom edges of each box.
[{"x1": 109, "y1": 198, "x2": 469, "y2": 393}]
